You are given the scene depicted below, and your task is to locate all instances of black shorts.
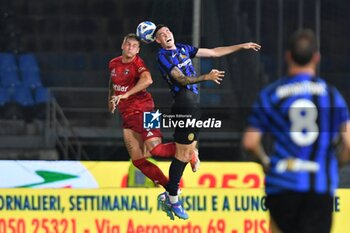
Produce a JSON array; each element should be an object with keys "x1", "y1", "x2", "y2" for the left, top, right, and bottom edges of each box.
[
  {"x1": 172, "y1": 89, "x2": 201, "y2": 144},
  {"x1": 266, "y1": 191, "x2": 333, "y2": 233}
]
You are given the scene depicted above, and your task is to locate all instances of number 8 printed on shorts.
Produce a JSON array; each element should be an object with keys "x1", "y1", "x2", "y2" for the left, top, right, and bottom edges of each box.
[{"x1": 289, "y1": 99, "x2": 319, "y2": 146}]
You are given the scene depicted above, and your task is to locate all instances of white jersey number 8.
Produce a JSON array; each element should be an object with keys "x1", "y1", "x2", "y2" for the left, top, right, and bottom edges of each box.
[{"x1": 289, "y1": 99, "x2": 319, "y2": 147}]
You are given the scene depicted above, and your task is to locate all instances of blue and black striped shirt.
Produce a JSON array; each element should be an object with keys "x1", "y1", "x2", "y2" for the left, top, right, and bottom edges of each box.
[
  {"x1": 248, "y1": 73, "x2": 349, "y2": 195},
  {"x1": 157, "y1": 43, "x2": 199, "y2": 96}
]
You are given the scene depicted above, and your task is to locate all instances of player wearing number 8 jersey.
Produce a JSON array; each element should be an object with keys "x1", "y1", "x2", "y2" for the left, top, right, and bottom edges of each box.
[{"x1": 243, "y1": 29, "x2": 350, "y2": 233}]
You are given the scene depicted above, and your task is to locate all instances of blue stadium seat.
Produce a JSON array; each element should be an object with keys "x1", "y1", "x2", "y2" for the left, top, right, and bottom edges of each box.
[
  {"x1": 0, "y1": 53, "x2": 21, "y2": 87},
  {"x1": 18, "y1": 54, "x2": 39, "y2": 70},
  {"x1": 18, "y1": 54, "x2": 43, "y2": 88},
  {"x1": 0, "y1": 87, "x2": 10, "y2": 106},
  {"x1": 34, "y1": 86, "x2": 51, "y2": 104},
  {"x1": 0, "y1": 67, "x2": 21, "y2": 87},
  {"x1": 20, "y1": 70, "x2": 43, "y2": 89},
  {"x1": 11, "y1": 85, "x2": 35, "y2": 107},
  {"x1": 0, "y1": 53, "x2": 17, "y2": 69},
  {"x1": 32, "y1": 87, "x2": 51, "y2": 120}
]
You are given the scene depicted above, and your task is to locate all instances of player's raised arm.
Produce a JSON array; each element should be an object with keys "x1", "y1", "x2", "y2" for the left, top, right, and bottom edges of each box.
[
  {"x1": 170, "y1": 66, "x2": 225, "y2": 85},
  {"x1": 196, "y1": 42, "x2": 261, "y2": 58}
]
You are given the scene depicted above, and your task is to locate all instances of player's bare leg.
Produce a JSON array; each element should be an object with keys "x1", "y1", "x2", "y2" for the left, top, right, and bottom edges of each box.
[
  {"x1": 189, "y1": 141, "x2": 200, "y2": 172},
  {"x1": 145, "y1": 138, "x2": 200, "y2": 172},
  {"x1": 123, "y1": 129, "x2": 168, "y2": 187}
]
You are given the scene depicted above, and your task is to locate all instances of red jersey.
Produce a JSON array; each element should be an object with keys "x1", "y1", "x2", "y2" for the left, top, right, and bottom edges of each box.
[{"x1": 109, "y1": 55, "x2": 155, "y2": 116}]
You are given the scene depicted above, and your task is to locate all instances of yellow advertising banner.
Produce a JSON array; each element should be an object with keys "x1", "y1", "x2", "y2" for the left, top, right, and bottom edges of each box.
[
  {"x1": 0, "y1": 188, "x2": 348, "y2": 233},
  {"x1": 0, "y1": 161, "x2": 265, "y2": 189},
  {"x1": 84, "y1": 161, "x2": 265, "y2": 188}
]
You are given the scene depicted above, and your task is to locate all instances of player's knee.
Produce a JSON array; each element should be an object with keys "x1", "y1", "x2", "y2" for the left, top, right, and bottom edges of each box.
[
  {"x1": 145, "y1": 138, "x2": 161, "y2": 151},
  {"x1": 132, "y1": 158, "x2": 146, "y2": 168}
]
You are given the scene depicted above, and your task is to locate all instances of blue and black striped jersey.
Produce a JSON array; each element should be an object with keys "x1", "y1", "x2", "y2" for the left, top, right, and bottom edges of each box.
[
  {"x1": 157, "y1": 43, "x2": 199, "y2": 95},
  {"x1": 248, "y1": 73, "x2": 349, "y2": 195}
]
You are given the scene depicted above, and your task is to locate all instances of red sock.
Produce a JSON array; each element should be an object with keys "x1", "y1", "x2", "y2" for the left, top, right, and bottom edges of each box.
[
  {"x1": 132, "y1": 158, "x2": 168, "y2": 187},
  {"x1": 150, "y1": 142, "x2": 175, "y2": 158}
]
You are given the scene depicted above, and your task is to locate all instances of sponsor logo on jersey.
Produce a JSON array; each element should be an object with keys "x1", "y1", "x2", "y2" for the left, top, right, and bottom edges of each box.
[
  {"x1": 113, "y1": 84, "x2": 129, "y2": 92},
  {"x1": 138, "y1": 67, "x2": 146, "y2": 73},
  {"x1": 146, "y1": 130, "x2": 154, "y2": 137},
  {"x1": 180, "y1": 54, "x2": 187, "y2": 59},
  {"x1": 111, "y1": 68, "x2": 116, "y2": 77},
  {"x1": 178, "y1": 59, "x2": 192, "y2": 68},
  {"x1": 187, "y1": 133, "x2": 195, "y2": 142}
]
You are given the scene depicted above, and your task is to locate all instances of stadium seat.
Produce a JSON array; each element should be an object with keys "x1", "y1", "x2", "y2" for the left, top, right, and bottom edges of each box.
[
  {"x1": 0, "y1": 52, "x2": 17, "y2": 69},
  {"x1": 11, "y1": 85, "x2": 35, "y2": 107},
  {"x1": 34, "y1": 87, "x2": 51, "y2": 120},
  {"x1": 0, "y1": 67, "x2": 21, "y2": 87},
  {"x1": 18, "y1": 54, "x2": 39, "y2": 70},
  {"x1": 20, "y1": 69, "x2": 43, "y2": 89},
  {"x1": 18, "y1": 54, "x2": 43, "y2": 88},
  {"x1": 34, "y1": 86, "x2": 51, "y2": 104},
  {"x1": 7, "y1": 85, "x2": 35, "y2": 122},
  {"x1": 0, "y1": 87, "x2": 10, "y2": 106},
  {"x1": 0, "y1": 53, "x2": 21, "y2": 87}
]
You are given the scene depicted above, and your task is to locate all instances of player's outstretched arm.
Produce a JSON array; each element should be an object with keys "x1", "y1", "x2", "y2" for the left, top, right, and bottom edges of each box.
[
  {"x1": 196, "y1": 42, "x2": 261, "y2": 58},
  {"x1": 170, "y1": 66, "x2": 225, "y2": 85},
  {"x1": 116, "y1": 71, "x2": 153, "y2": 105}
]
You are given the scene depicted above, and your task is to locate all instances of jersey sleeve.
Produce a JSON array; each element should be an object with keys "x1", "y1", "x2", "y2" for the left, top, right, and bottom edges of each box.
[
  {"x1": 178, "y1": 44, "x2": 198, "y2": 58},
  {"x1": 108, "y1": 60, "x2": 113, "y2": 70},
  {"x1": 157, "y1": 53, "x2": 175, "y2": 75},
  {"x1": 332, "y1": 87, "x2": 350, "y2": 127},
  {"x1": 183, "y1": 44, "x2": 198, "y2": 58},
  {"x1": 135, "y1": 57, "x2": 149, "y2": 75}
]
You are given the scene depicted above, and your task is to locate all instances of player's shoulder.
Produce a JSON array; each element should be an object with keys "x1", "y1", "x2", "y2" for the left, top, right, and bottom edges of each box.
[
  {"x1": 133, "y1": 55, "x2": 149, "y2": 74},
  {"x1": 109, "y1": 56, "x2": 122, "y2": 66},
  {"x1": 134, "y1": 54, "x2": 145, "y2": 63},
  {"x1": 157, "y1": 47, "x2": 170, "y2": 56},
  {"x1": 261, "y1": 77, "x2": 286, "y2": 94},
  {"x1": 133, "y1": 55, "x2": 147, "y2": 67},
  {"x1": 314, "y1": 76, "x2": 338, "y2": 93},
  {"x1": 176, "y1": 43, "x2": 193, "y2": 51}
]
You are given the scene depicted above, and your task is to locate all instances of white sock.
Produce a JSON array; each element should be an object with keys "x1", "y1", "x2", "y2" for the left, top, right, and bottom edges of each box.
[{"x1": 168, "y1": 195, "x2": 178, "y2": 204}]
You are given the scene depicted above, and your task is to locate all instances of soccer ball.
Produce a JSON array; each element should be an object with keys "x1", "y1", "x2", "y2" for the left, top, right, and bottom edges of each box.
[{"x1": 136, "y1": 21, "x2": 156, "y2": 44}]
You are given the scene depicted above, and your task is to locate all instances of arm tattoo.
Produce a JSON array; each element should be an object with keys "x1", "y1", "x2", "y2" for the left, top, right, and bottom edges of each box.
[
  {"x1": 124, "y1": 139, "x2": 134, "y2": 155},
  {"x1": 170, "y1": 67, "x2": 208, "y2": 86}
]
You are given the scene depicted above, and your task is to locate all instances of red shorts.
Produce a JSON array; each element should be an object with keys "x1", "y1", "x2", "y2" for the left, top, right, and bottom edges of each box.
[{"x1": 122, "y1": 111, "x2": 162, "y2": 141}]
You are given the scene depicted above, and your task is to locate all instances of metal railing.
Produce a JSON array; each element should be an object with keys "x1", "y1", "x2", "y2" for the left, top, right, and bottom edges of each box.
[{"x1": 46, "y1": 91, "x2": 89, "y2": 160}]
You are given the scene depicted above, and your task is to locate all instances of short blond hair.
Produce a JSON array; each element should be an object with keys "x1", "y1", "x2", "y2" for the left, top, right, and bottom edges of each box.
[{"x1": 123, "y1": 33, "x2": 141, "y2": 46}]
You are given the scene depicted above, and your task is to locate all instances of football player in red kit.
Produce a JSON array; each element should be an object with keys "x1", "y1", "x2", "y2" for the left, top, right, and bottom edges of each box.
[{"x1": 108, "y1": 33, "x2": 199, "y2": 188}]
